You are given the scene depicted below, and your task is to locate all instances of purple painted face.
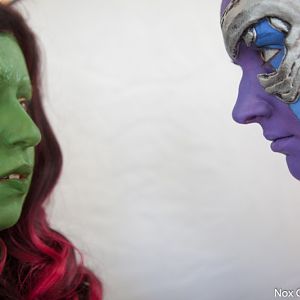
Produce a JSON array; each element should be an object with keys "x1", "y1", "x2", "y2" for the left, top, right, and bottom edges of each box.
[{"x1": 221, "y1": 0, "x2": 300, "y2": 180}]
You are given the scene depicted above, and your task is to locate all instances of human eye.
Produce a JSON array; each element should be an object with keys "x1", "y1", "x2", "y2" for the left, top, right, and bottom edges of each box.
[
  {"x1": 260, "y1": 48, "x2": 279, "y2": 63},
  {"x1": 257, "y1": 45, "x2": 286, "y2": 72},
  {"x1": 259, "y1": 48, "x2": 280, "y2": 66},
  {"x1": 18, "y1": 97, "x2": 30, "y2": 112},
  {"x1": 243, "y1": 18, "x2": 289, "y2": 70},
  {"x1": 17, "y1": 78, "x2": 32, "y2": 112}
]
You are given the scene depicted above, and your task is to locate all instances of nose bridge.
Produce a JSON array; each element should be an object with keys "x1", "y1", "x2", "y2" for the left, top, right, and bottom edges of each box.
[
  {"x1": 1, "y1": 98, "x2": 41, "y2": 149},
  {"x1": 232, "y1": 71, "x2": 273, "y2": 124}
]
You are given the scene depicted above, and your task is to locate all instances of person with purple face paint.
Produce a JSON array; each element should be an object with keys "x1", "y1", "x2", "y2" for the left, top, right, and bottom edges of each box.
[{"x1": 220, "y1": 0, "x2": 300, "y2": 181}]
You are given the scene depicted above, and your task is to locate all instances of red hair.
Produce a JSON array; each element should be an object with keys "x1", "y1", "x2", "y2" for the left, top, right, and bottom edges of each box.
[{"x1": 0, "y1": 5, "x2": 103, "y2": 300}]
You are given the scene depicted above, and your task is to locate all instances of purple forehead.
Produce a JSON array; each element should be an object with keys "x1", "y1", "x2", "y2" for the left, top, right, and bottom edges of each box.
[{"x1": 221, "y1": 0, "x2": 232, "y2": 15}]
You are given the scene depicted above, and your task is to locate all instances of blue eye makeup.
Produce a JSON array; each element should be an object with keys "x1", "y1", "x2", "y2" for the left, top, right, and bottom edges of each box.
[{"x1": 247, "y1": 18, "x2": 287, "y2": 70}]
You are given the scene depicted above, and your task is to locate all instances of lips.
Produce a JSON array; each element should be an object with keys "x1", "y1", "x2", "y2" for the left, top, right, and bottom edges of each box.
[
  {"x1": 263, "y1": 134, "x2": 294, "y2": 153},
  {"x1": 0, "y1": 174, "x2": 25, "y2": 182},
  {"x1": 0, "y1": 165, "x2": 32, "y2": 183},
  {"x1": 264, "y1": 134, "x2": 293, "y2": 142},
  {"x1": 271, "y1": 136, "x2": 293, "y2": 143}
]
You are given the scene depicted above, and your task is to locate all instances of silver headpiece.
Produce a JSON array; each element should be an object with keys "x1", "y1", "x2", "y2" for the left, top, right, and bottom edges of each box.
[{"x1": 221, "y1": 0, "x2": 300, "y2": 104}]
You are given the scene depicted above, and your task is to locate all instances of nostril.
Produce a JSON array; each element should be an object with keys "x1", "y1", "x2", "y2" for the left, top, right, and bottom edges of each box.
[
  {"x1": 245, "y1": 117, "x2": 259, "y2": 124},
  {"x1": 232, "y1": 107, "x2": 256, "y2": 124},
  {"x1": 5, "y1": 122, "x2": 41, "y2": 149}
]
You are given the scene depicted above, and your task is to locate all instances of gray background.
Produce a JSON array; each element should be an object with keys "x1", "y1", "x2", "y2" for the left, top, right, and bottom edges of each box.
[{"x1": 14, "y1": 0, "x2": 300, "y2": 299}]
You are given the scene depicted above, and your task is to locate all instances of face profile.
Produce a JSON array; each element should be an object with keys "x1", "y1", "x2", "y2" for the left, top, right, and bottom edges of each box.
[
  {"x1": 0, "y1": 33, "x2": 41, "y2": 230},
  {"x1": 0, "y1": 5, "x2": 103, "y2": 299},
  {"x1": 221, "y1": 0, "x2": 300, "y2": 180}
]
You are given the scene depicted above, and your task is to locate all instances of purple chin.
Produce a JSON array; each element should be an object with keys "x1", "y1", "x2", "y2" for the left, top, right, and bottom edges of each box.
[
  {"x1": 286, "y1": 155, "x2": 300, "y2": 180},
  {"x1": 229, "y1": 41, "x2": 300, "y2": 181}
]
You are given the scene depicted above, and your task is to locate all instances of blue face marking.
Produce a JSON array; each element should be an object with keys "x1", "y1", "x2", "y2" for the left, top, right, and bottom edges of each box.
[
  {"x1": 253, "y1": 18, "x2": 300, "y2": 119},
  {"x1": 254, "y1": 19, "x2": 285, "y2": 69}
]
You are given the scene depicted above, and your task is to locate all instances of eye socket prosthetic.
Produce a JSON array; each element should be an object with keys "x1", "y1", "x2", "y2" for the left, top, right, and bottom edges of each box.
[
  {"x1": 221, "y1": 0, "x2": 300, "y2": 113},
  {"x1": 242, "y1": 18, "x2": 287, "y2": 68}
]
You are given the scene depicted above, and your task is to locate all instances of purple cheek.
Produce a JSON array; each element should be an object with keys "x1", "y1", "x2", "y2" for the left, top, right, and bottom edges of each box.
[
  {"x1": 233, "y1": 73, "x2": 273, "y2": 124},
  {"x1": 290, "y1": 99, "x2": 300, "y2": 119}
]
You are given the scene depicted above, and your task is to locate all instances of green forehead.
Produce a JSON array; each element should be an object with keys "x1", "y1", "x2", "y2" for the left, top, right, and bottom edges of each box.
[{"x1": 0, "y1": 33, "x2": 30, "y2": 86}]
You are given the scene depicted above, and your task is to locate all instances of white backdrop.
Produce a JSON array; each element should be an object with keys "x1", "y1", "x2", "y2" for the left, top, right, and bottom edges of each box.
[{"x1": 14, "y1": 1, "x2": 300, "y2": 299}]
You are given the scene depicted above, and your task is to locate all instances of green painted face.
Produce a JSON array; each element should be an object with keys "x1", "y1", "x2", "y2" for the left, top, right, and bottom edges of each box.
[{"x1": 0, "y1": 33, "x2": 41, "y2": 230}]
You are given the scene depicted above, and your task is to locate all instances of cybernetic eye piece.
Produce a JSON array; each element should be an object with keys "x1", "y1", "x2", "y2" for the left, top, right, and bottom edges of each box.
[
  {"x1": 221, "y1": 1, "x2": 292, "y2": 61},
  {"x1": 242, "y1": 18, "x2": 289, "y2": 48},
  {"x1": 242, "y1": 17, "x2": 290, "y2": 66},
  {"x1": 221, "y1": 0, "x2": 300, "y2": 104}
]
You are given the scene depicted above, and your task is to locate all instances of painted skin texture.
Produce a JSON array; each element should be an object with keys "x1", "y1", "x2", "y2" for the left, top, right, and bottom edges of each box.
[
  {"x1": 0, "y1": 33, "x2": 41, "y2": 230},
  {"x1": 221, "y1": 0, "x2": 300, "y2": 181}
]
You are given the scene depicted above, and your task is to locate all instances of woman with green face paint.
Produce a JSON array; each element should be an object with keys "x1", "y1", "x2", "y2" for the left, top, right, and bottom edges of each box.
[
  {"x1": 0, "y1": 33, "x2": 41, "y2": 231},
  {"x1": 0, "y1": 4, "x2": 103, "y2": 300}
]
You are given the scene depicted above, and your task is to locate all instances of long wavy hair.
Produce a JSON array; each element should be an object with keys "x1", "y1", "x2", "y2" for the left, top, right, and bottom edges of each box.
[{"x1": 0, "y1": 5, "x2": 102, "y2": 300}]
